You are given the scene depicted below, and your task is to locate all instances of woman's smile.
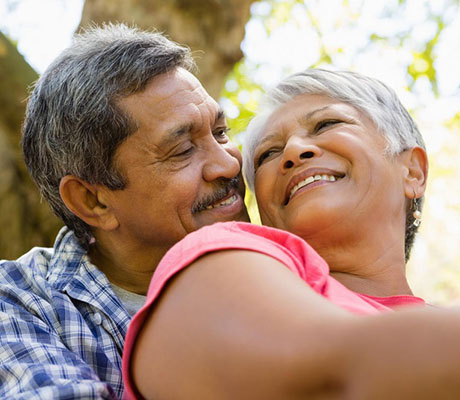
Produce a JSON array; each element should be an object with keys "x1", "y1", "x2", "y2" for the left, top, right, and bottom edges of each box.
[{"x1": 285, "y1": 168, "x2": 345, "y2": 205}]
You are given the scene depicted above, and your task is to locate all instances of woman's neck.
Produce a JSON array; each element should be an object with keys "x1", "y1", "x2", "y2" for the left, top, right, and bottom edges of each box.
[
  {"x1": 311, "y1": 233, "x2": 412, "y2": 297},
  {"x1": 329, "y1": 270, "x2": 413, "y2": 297}
]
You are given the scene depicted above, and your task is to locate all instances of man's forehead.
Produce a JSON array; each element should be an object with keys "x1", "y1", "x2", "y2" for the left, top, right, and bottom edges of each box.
[
  {"x1": 118, "y1": 68, "x2": 205, "y2": 110},
  {"x1": 119, "y1": 67, "x2": 221, "y2": 120},
  {"x1": 145, "y1": 67, "x2": 202, "y2": 98}
]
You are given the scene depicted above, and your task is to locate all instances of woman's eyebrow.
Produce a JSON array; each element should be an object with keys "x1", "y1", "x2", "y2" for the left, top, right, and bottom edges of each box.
[
  {"x1": 256, "y1": 105, "x2": 334, "y2": 148},
  {"x1": 256, "y1": 132, "x2": 280, "y2": 149},
  {"x1": 299, "y1": 105, "x2": 332, "y2": 125}
]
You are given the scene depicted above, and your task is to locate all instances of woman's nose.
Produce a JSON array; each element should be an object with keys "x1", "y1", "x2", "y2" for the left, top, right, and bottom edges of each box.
[{"x1": 280, "y1": 137, "x2": 322, "y2": 172}]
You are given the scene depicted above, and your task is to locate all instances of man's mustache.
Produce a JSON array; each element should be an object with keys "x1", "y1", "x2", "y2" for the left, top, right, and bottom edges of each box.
[{"x1": 191, "y1": 176, "x2": 241, "y2": 214}]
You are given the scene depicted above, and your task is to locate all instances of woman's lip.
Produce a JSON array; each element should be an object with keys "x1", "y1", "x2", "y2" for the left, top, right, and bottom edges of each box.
[
  {"x1": 284, "y1": 168, "x2": 345, "y2": 205},
  {"x1": 286, "y1": 177, "x2": 341, "y2": 205}
]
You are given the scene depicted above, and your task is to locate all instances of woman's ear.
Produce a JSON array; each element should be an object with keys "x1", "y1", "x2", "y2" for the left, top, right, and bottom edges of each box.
[
  {"x1": 59, "y1": 175, "x2": 119, "y2": 231},
  {"x1": 401, "y1": 146, "x2": 429, "y2": 199}
]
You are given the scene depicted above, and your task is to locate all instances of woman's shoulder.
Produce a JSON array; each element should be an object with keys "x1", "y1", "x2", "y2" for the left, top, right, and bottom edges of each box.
[
  {"x1": 154, "y1": 221, "x2": 329, "y2": 295},
  {"x1": 178, "y1": 221, "x2": 313, "y2": 251}
]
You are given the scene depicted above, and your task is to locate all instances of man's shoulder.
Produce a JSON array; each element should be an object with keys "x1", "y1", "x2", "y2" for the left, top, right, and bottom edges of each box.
[
  {"x1": 1, "y1": 226, "x2": 86, "y2": 278},
  {"x1": 0, "y1": 226, "x2": 87, "y2": 297},
  {"x1": 0, "y1": 246, "x2": 54, "y2": 284},
  {"x1": 0, "y1": 239, "x2": 126, "y2": 398},
  {"x1": 0, "y1": 248, "x2": 65, "y2": 323}
]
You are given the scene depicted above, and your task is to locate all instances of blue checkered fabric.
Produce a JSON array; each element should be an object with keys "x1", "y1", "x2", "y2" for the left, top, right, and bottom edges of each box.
[{"x1": 0, "y1": 227, "x2": 131, "y2": 399}]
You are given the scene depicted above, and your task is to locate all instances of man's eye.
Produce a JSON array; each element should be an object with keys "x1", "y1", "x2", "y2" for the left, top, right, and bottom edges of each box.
[
  {"x1": 315, "y1": 119, "x2": 341, "y2": 132},
  {"x1": 214, "y1": 127, "x2": 230, "y2": 142},
  {"x1": 173, "y1": 147, "x2": 193, "y2": 157}
]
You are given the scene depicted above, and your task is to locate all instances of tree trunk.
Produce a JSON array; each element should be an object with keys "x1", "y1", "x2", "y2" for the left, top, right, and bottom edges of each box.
[
  {"x1": 79, "y1": 0, "x2": 256, "y2": 99},
  {"x1": 0, "y1": 32, "x2": 62, "y2": 259}
]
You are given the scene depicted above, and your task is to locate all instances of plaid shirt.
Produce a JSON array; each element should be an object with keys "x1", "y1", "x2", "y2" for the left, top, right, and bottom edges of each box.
[{"x1": 0, "y1": 227, "x2": 131, "y2": 399}]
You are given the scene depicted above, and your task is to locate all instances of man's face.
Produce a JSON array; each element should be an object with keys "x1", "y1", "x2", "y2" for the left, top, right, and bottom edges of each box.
[{"x1": 103, "y1": 68, "x2": 249, "y2": 261}]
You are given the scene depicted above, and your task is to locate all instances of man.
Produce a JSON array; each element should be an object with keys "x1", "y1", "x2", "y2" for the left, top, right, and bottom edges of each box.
[{"x1": 0, "y1": 23, "x2": 249, "y2": 399}]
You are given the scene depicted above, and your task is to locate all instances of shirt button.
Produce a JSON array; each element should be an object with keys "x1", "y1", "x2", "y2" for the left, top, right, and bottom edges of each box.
[{"x1": 93, "y1": 312, "x2": 102, "y2": 325}]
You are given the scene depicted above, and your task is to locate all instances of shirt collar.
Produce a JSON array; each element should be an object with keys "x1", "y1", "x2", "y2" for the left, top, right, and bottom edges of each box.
[{"x1": 46, "y1": 227, "x2": 112, "y2": 298}]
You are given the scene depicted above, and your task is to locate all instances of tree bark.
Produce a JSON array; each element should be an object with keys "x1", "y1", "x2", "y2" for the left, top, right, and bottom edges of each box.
[
  {"x1": 0, "y1": 32, "x2": 62, "y2": 259},
  {"x1": 79, "y1": 0, "x2": 256, "y2": 99}
]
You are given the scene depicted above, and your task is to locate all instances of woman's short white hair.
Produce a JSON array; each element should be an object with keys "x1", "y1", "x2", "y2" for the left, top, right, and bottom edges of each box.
[{"x1": 242, "y1": 68, "x2": 425, "y2": 192}]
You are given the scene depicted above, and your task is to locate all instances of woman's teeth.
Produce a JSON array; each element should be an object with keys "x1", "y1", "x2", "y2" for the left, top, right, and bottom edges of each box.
[
  {"x1": 289, "y1": 175, "x2": 338, "y2": 199},
  {"x1": 206, "y1": 194, "x2": 237, "y2": 210}
]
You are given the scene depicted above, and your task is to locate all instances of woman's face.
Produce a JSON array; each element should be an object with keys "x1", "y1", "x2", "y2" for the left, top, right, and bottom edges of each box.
[{"x1": 252, "y1": 94, "x2": 409, "y2": 245}]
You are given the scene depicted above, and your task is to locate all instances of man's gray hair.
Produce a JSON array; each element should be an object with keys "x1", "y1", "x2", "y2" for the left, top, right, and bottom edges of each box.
[
  {"x1": 242, "y1": 69, "x2": 426, "y2": 261},
  {"x1": 22, "y1": 24, "x2": 195, "y2": 247}
]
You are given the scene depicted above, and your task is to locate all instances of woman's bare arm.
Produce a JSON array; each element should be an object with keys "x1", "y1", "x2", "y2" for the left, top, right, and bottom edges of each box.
[{"x1": 132, "y1": 250, "x2": 460, "y2": 399}]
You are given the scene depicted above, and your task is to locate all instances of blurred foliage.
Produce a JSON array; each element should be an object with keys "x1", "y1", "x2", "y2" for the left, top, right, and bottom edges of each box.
[
  {"x1": 220, "y1": 61, "x2": 263, "y2": 224},
  {"x1": 220, "y1": 0, "x2": 460, "y2": 304}
]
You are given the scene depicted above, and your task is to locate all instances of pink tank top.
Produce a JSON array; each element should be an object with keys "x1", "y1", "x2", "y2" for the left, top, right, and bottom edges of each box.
[{"x1": 122, "y1": 222, "x2": 425, "y2": 399}]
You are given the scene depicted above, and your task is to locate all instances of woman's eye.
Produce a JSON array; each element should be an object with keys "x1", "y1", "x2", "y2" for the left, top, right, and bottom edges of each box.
[
  {"x1": 315, "y1": 119, "x2": 341, "y2": 132},
  {"x1": 257, "y1": 149, "x2": 278, "y2": 167}
]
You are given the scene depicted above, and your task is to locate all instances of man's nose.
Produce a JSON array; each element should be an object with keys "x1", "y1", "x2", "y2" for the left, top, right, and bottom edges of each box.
[
  {"x1": 279, "y1": 136, "x2": 323, "y2": 173},
  {"x1": 202, "y1": 142, "x2": 241, "y2": 182}
]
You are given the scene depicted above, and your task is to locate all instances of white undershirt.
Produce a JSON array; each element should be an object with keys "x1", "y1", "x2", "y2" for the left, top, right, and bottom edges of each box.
[{"x1": 110, "y1": 284, "x2": 147, "y2": 316}]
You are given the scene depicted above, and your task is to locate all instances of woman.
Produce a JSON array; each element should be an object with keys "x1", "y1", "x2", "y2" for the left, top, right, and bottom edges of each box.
[
  {"x1": 241, "y1": 68, "x2": 427, "y2": 299},
  {"x1": 122, "y1": 70, "x2": 460, "y2": 399}
]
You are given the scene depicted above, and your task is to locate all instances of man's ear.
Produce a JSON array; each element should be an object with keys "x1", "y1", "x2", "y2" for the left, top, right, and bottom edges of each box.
[
  {"x1": 59, "y1": 175, "x2": 119, "y2": 231},
  {"x1": 401, "y1": 146, "x2": 429, "y2": 199}
]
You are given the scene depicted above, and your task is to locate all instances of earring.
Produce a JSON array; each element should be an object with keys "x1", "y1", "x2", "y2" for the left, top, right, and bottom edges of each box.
[{"x1": 412, "y1": 192, "x2": 421, "y2": 227}]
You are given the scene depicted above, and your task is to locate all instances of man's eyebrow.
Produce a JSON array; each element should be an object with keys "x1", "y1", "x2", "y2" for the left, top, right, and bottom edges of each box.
[
  {"x1": 159, "y1": 123, "x2": 194, "y2": 148},
  {"x1": 159, "y1": 109, "x2": 225, "y2": 148},
  {"x1": 214, "y1": 109, "x2": 225, "y2": 125}
]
